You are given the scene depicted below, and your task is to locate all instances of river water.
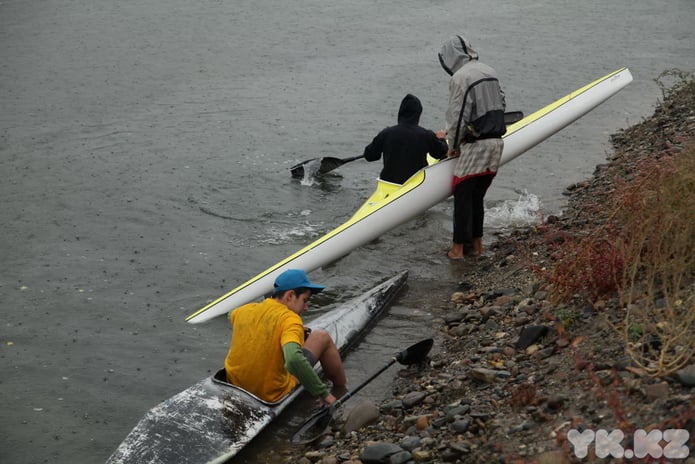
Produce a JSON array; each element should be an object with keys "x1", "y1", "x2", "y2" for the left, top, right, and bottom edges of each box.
[{"x1": 1, "y1": 0, "x2": 693, "y2": 462}]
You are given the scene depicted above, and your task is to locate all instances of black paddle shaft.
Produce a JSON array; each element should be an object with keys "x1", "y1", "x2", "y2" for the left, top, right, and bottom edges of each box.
[
  {"x1": 290, "y1": 338, "x2": 433, "y2": 444},
  {"x1": 290, "y1": 155, "x2": 364, "y2": 178},
  {"x1": 336, "y1": 337, "x2": 433, "y2": 407}
]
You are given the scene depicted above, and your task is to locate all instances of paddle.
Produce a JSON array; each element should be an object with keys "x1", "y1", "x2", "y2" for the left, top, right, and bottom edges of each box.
[
  {"x1": 290, "y1": 155, "x2": 364, "y2": 179},
  {"x1": 289, "y1": 111, "x2": 524, "y2": 178},
  {"x1": 290, "y1": 338, "x2": 434, "y2": 444}
]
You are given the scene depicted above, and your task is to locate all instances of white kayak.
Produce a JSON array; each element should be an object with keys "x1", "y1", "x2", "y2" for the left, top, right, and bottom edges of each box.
[
  {"x1": 186, "y1": 67, "x2": 633, "y2": 324},
  {"x1": 106, "y1": 271, "x2": 408, "y2": 464}
]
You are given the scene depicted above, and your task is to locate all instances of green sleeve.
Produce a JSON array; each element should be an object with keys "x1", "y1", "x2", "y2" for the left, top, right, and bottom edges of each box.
[{"x1": 283, "y1": 342, "x2": 329, "y2": 398}]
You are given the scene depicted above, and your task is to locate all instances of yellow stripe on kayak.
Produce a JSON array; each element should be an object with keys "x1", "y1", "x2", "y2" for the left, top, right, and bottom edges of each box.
[{"x1": 504, "y1": 67, "x2": 628, "y2": 135}]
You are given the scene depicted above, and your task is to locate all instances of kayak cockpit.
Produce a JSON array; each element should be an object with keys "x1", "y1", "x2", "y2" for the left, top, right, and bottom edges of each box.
[{"x1": 212, "y1": 368, "x2": 294, "y2": 407}]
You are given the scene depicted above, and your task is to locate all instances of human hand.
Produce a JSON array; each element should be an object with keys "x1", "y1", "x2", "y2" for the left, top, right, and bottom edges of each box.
[
  {"x1": 320, "y1": 394, "x2": 337, "y2": 406},
  {"x1": 435, "y1": 129, "x2": 447, "y2": 139},
  {"x1": 447, "y1": 148, "x2": 460, "y2": 158}
]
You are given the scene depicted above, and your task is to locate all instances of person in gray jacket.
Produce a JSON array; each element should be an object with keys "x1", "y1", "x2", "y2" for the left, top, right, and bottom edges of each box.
[{"x1": 439, "y1": 35, "x2": 506, "y2": 259}]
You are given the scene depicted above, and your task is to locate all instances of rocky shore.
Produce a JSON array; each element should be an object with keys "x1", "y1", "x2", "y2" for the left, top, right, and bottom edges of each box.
[{"x1": 283, "y1": 75, "x2": 695, "y2": 464}]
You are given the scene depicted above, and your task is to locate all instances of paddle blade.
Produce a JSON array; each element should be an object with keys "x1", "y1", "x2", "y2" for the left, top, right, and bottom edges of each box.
[
  {"x1": 290, "y1": 159, "x2": 316, "y2": 178},
  {"x1": 291, "y1": 404, "x2": 334, "y2": 445},
  {"x1": 504, "y1": 111, "x2": 524, "y2": 126},
  {"x1": 395, "y1": 338, "x2": 433, "y2": 365}
]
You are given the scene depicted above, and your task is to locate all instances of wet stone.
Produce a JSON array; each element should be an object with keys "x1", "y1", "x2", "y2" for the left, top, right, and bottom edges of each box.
[
  {"x1": 381, "y1": 399, "x2": 403, "y2": 412},
  {"x1": 359, "y1": 442, "x2": 405, "y2": 464},
  {"x1": 449, "y1": 441, "x2": 471, "y2": 455},
  {"x1": 343, "y1": 400, "x2": 380, "y2": 433},
  {"x1": 402, "y1": 391, "x2": 427, "y2": 408},
  {"x1": 399, "y1": 435, "x2": 421, "y2": 451},
  {"x1": 469, "y1": 367, "x2": 497, "y2": 383},
  {"x1": 644, "y1": 381, "x2": 670, "y2": 400},
  {"x1": 444, "y1": 403, "x2": 470, "y2": 419},
  {"x1": 449, "y1": 418, "x2": 470, "y2": 433},
  {"x1": 388, "y1": 450, "x2": 413, "y2": 464},
  {"x1": 411, "y1": 449, "x2": 432, "y2": 462},
  {"x1": 516, "y1": 325, "x2": 549, "y2": 349},
  {"x1": 675, "y1": 363, "x2": 695, "y2": 387}
]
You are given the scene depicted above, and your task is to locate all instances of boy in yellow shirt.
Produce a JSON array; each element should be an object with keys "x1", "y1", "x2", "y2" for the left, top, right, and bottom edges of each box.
[{"x1": 224, "y1": 269, "x2": 346, "y2": 405}]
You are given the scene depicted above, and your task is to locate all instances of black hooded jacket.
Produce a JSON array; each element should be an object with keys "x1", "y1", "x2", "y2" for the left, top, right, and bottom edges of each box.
[{"x1": 363, "y1": 94, "x2": 448, "y2": 184}]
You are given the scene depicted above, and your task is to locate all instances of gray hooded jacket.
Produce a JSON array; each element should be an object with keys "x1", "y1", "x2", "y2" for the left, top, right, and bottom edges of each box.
[{"x1": 439, "y1": 35, "x2": 506, "y2": 149}]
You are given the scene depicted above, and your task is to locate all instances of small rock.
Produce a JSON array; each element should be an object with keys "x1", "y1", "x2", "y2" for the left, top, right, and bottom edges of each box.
[
  {"x1": 449, "y1": 324, "x2": 470, "y2": 337},
  {"x1": 359, "y1": 443, "x2": 405, "y2": 464},
  {"x1": 415, "y1": 415, "x2": 429, "y2": 430},
  {"x1": 399, "y1": 435, "x2": 420, "y2": 451},
  {"x1": 444, "y1": 404, "x2": 470, "y2": 420},
  {"x1": 402, "y1": 391, "x2": 427, "y2": 408},
  {"x1": 305, "y1": 450, "x2": 324, "y2": 462},
  {"x1": 318, "y1": 436, "x2": 335, "y2": 448},
  {"x1": 469, "y1": 367, "x2": 500, "y2": 383},
  {"x1": 537, "y1": 347, "x2": 555, "y2": 359},
  {"x1": 343, "y1": 400, "x2": 379, "y2": 433},
  {"x1": 448, "y1": 441, "x2": 471, "y2": 455},
  {"x1": 388, "y1": 450, "x2": 413, "y2": 464},
  {"x1": 675, "y1": 364, "x2": 695, "y2": 387},
  {"x1": 411, "y1": 449, "x2": 432, "y2": 462},
  {"x1": 644, "y1": 381, "x2": 670, "y2": 400},
  {"x1": 516, "y1": 325, "x2": 549, "y2": 349},
  {"x1": 381, "y1": 399, "x2": 403, "y2": 412},
  {"x1": 494, "y1": 294, "x2": 515, "y2": 307},
  {"x1": 449, "y1": 418, "x2": 470, "y2": 433},
  {"x1": 525, "y1": 344, "x2": 540, "y2": 355}
]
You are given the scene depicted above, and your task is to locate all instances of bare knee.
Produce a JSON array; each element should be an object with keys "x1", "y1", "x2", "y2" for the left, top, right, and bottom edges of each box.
[{"x1": 304, "y1": 329, "x2": 333, "y2": 356}]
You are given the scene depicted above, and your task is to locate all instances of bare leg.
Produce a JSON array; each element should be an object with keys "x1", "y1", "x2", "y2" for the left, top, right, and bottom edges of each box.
[{"x1": 303, "y1": 329, "x2": 347, "y2": 387}]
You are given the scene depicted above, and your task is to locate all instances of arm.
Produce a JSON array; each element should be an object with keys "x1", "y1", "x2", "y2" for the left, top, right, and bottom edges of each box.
[
  {"x1": 283, "y1": 342, "x2": 330, "y2": 399},
  {"x1": 429, "y1": 130, "x2": 449, "y2": 160},
  {"x1": 363, "y1": 131, "x2": 384, "y2": 162},
  {"x1": 445, "y1": 78, "x2": 465, "y2": 148}
]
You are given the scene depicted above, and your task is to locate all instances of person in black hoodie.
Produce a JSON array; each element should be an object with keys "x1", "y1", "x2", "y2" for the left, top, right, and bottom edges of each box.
[{"x1": 363, "y1": 94, "x2": 448, "y2": 184}]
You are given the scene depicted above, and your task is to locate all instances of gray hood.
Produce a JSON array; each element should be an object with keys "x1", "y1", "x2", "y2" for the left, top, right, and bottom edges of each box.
[{"x1": 438, "y1": 35, "x2": 478, "y2": 76}]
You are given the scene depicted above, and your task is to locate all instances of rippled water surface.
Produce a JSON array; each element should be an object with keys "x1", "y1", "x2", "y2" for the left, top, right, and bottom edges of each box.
[{"x1": 1, "y1": 0, "x2": 694, "y2": 462}]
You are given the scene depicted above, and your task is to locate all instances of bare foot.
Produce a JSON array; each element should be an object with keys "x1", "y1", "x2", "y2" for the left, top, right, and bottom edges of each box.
[
  {"x1": 448, "y1": 243, "x2": 465, "y2": 260},
  {"x1": 472, "y1": 237, "x2": 483, "y2": 256}
]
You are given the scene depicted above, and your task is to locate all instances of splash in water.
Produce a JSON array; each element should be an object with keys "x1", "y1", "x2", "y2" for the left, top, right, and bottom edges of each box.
[
  {"x1": 299, "y1": 159, "x2": 322, "y2": 186},
  {"x1": 486, "y1": 190, "x2": 544, "y2": 229}
]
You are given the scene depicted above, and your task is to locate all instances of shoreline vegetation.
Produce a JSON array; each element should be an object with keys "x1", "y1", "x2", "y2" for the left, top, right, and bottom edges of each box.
[{"x1": 284, "y1": 71, "x2": 695, "y2": 464}]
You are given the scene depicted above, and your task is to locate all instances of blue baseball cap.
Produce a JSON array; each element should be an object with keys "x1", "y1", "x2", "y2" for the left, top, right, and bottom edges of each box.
[{"x1": 273, "y1": 269, "x2": 325, "y2": 294}]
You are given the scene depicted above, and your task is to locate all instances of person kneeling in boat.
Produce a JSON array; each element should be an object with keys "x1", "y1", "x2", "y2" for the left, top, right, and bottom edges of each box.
[
  {"x1": 224, "y1": 269, "x2": 346, "y2": 405},
  {"x1": 363, "y1": 93, "x2": 449, "y2": 185}
]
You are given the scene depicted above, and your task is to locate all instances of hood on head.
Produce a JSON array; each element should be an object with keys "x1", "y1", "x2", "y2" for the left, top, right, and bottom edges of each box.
[
  {"x1": 438, "y1": 35, "x2": 478, "y2": 76},
  {"x1": 397, "y1": 93, "x2": 422, "y2": 125}
]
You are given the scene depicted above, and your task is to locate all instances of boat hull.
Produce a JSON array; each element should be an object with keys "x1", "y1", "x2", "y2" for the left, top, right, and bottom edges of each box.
[
  {"x1": 106, "y1": 271, "x2": 407, "y2": 464},
  {"x1": 187, "y1": 68, "x2": 633, "y2": 324}
]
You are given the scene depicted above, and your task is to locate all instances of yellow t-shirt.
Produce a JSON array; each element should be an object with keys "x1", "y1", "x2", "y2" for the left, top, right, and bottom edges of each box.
[{"x1": 224, "y1": 298, "x2": 304, "y2": 402}]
